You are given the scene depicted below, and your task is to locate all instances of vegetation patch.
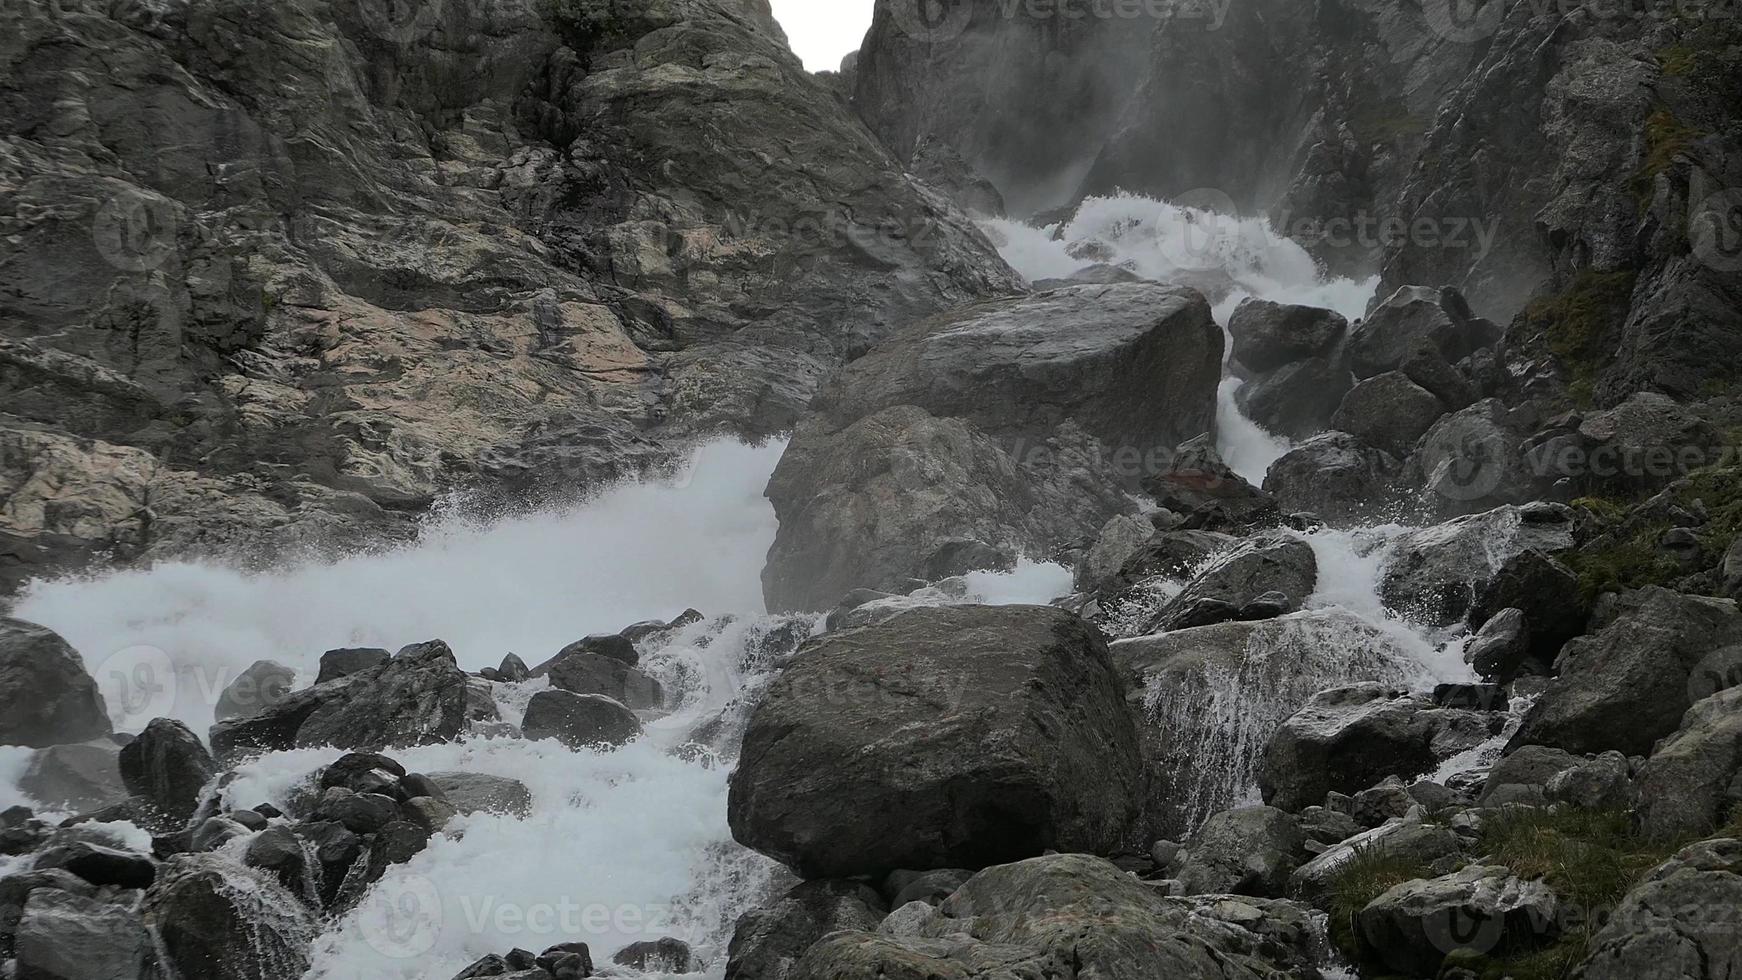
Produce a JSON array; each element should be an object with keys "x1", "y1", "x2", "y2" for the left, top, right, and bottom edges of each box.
[
  {"x1": 1325, "y1": 847, "x2": 1432, "y2": 960},
  {"x1": 1520, "y1": 270, "x2": 1637, "y2": 408},
  {"x1": 1631, "y1": 109, "x2": 1704, "y2": 201},
  {"x1": 1563, "y1": 465, "x2": 1742, "y2": 599}
]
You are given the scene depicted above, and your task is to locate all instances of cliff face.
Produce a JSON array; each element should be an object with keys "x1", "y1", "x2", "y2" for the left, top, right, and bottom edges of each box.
[
  {"x1": 0, "y1": 0, "x2": 1021, "y2": 593},
  {"x1": 853, "y1": 0, "x2": 1742, "y2": 375}
]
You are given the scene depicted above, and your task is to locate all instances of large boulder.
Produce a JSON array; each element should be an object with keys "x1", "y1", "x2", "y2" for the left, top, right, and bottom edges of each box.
[
  {"x1": 209, "y1": 640, "x2": 471, "y2": 757},
  {"x1": 1404, "y1": 399, "x2": 1537, "y2": 517},
  {"x1": 1259, "y1": 684, "x2": 1502, "y2": 812},
  {"x1": 0, "y1": 869, "x2": 96, "y2": 958},
  {"x1": 142, "y1": 854, "x2": 317, "y2": 980},
  {"x1": 1111, "y1": 609, "x2": 1420, "y2": 836},
  {"x1": 762, "y1": 283, "x2": 1222, "y2": 610},
  {"x1": 1262, "y1": 432, "x2": 1399, "y2": 522},
  {"x1": 1236, "y1": 355, "x2": 1354, "y2": 441},
  {"x1": 1357, "y1": 865, "x2": 1561, "y2": 976},
  {"x1": 427, "y1": 772, "x2": 534, "y2": 818},
  {"x1": 1174, "y1": 805, "x2": 1304, "y2": 897},
  {"x1": 315, "y1": 648, "x2": 389, "y2": 685},
  {"x1": 1330, "y1": 371, "x2": 1446, "y2": 458},
  {"x1": 119, "y1": 717, "x2": 217, "y2": 827},
  {"x1": 15, "y1": 888, "x2": 157, "y2": 980},
  {"x1": 1292, "y1": 819, "x2": 1467, "y2": 908},
  {"x1": 1467, "y1": 548, "x2": 1590, "y2": 660},
  {"x1": 1140, "y1": 435, "x2": 1280, "y2": 532},
  {"x1": 534, "y1": 651, "x2": 663, "y2": 710},
  {"x1": 1347, "y1": 286, "x2": 1500, "y2": 380},
  {"x1": 789, "y1": 854, "x2": 1324, "y2": 980},
  {"x1": 1635, "y1": 687, "x2": 1742, "y2": 840},
  {"x1": 1578, "y1": 838, "x2": 1742, "y2": 980},
  {"x1": 214, "y1": 660, "x2": 298, "y2": 722},
  {"x1": 729, "y1": 605, "x2": 1143, "y2": 878},
  {"x1": 1143, "y1": 534, "x2": 1316, "y2": 633},
  {"x1": 1510, "y1": 587, "x2": 1742, "y2": 757},
  {"x1": 724, "y1": 879, "x2": 888, "y2": 980},
  {"x1": 1572, "y1": 392, "x2": 1722, "y2": 495},
  {"x1": 1377, "y1": 503, "x2": 1575, "y2": 628},
  {"x1": 1228, "y1": 299, "x2": 1347, "y2": 372},
  {"x1": 0, "y1": 619, "x2": 111, "y2": 747},
  {"x1": 520, "y1": 690, "x2": 642, "y2": 750},
  {"x1": 19, "y1": 739, "x2": 128, "y2": 812}
]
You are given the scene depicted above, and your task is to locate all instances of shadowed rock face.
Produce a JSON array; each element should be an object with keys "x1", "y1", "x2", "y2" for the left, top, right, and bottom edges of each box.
[{"x1": 0, "y1": 0, "x2": 1019, "y2": 593}]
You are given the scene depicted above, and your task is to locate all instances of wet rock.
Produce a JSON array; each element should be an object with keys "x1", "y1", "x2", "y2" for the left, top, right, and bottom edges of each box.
[
  {"x1": 32, "y1": 840, "x2": 156, "y2": 889},
  {"x1": 1510, "y1": 587, "x2": 1742, "y2": 757},
  {"x1": 907, "y1": 133, "x2": 1005, "y2": 217},
  {"x1": 1144, "y1": 534, "x2": 1315, "y2": 633},
  {"x1": 1468, "y1": 548, "x2": 1590, "y2": 661},
  {"x1": 520, "y1": 691, "x2": 641, "y2": 750},
  {"x1": 0, "y1": 619, "x2": 111, "y2": 747},
  {"x1": 315, "y1": 648, "x2": 390, "y2": 685},
  {"x1": 1260, "y1": 684, "x2": 1502, "y2": 812},
  {"x1": 725, "y1": 879, "x2": 887, "y2": 980},
  {"x1": 427, "y1": 772, "x2": 533, "y2": 818},
  {"x1": 613, "y1": 937, "x2": 695, "y2": 974},
  {"x1": 1433, "y1": 683, "x2": 1510, "y2": 712},
  {"x1": 1479, "y1": 745, "x2": 1584, "y2": 806},
  {"x1": 535, "y1": 652, "x2": 663, "y2": 710},
  {"x1": 1228, "y1": 299, "x2": 1347, "y2": 372},
  {"x1": 1636, "y1": 687, "x2": 1742, "y2": 839},
  {"x1": 1573, "y1": 392, "x2": 1721, "y2": 495},
  {"x1": 730, "y1": 605, "x2": 1142, "y2": 878},
  {"x1": 1403, "y1": 399, "x2": 1537, "y2": 518},
  {"x1": 1357, "y1": 865, "x2": 1560, "y2": 976},
  {"x1": 1578, "y1": 838, "x2": 1742, "y2": 980},
  {"x1": 1348, "y1": 286, "x2": 1500, "y2": 381},
  {"x1": 15, "y1": 887, "x2": 156, "y2": 980},
  {"x1": 119, "y1": 718, "x2": 217, "y2": 827},
  {"x1": 214, "y1": 660, "x2": 298, "y2": 722},
  {"x1": 1104, "y1": 529, "x2": 1237, "y2": 593},
  {"x1": 1331, "y1": 371, "x2": 1446, "y2": 459},
  {"x1": 19, "y1": 739, "x2": 128, "y2": 813},
  {"x1": 1262, "y1": 432, "x2": 1399, "y2": 522},
  {"x1": 1142, "y1": 435, "x2": 1280, "y2": 532},
  {"x1": 143, "y1": 853, "x2": 317, "y2": 980},
  {"x1": 1465, "y1": 608, "x2": 1534, "y2": 683},
  {"x1": 1378, "y1": 503, "x2": 1575, "y2": 628},
  {"x1": 551, "y1": 634, "x2": 638, "y2": 668},
  {"x1": 1074, "y1": 514, "x2": 1155, "y2": 594},
  {"x1": 1174, "y1": 806, "x2": 1303, "y2": 897},
  {"x1": 1236, "y1": 356, "x2": 1354, "y2": 441},
  {"x1": 0, "y1": 869, "x2": 95, "y2": 958},
  {"x1": 882, "y1": 869, "x2": 971, "y2": 909},
  {"x1": 243, "y1": 826, "x2": 308, "y2": 898},
  {"x1": 493, "y1": 653, "x2": 531, "y2": 684}
]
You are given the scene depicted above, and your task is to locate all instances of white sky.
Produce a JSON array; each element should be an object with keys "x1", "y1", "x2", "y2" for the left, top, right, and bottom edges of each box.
[{"x1": 769, "y1": 0, "x2": 874, "y2": 71}]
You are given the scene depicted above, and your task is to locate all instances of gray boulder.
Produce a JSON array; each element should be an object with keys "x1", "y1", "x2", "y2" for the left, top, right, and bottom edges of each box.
[
  {"x1": 1510, "y1": 587, "x2": 1742, "y2": 757},
  {"x1": 1348, "y1": 286, "x2": 1499, "y2": 380},
  {"x1": 1228, "y1": 298, "x2": 1347, "y2": 372},
  {"x1": 1141, "y1": 435, "x2": 1280, "y2": 532},
  {"x1": 1073, "y1": 514, "x2": 1155, "y2": 594},
  {"x1": 1468, "y1": 548, "x2": 1590, "y2": 661},
  {"x1": 1404, "y1": 399, "x2": 1536, "y2": 517},
  {"x1": 1174, "y1": 806, "x2": 1304, "y2": 897},
  {"x1": 1111, "y1": 609, "x2": 1419, "y2": 836},
  {"x1": 1465, "y1": 607, "x2": 1533, "y2": 683},
  {"x1": 15, "y1": 888, "x2": 156, "y2": 980},
  {"x1": 1573, "y1": 392, "x2": 1722, "y2": 495},
  {"x1": 427, "y1": 772, "x2": 534, "y2": 818},
  {"x1": 1291, "y1": 819, "x2": 1466, "y2": 908},
  {"x1": 1143, "y1": 534, "x2": 1316, "y2": 633},
  {"x1": 1546, "y1": 751, "x2": 1636, "y2": 812},
  {"x1": 1236, "y1": 355, "x2": 1353, "y2": 440},
  {"x1": 142, "y1": 854, "x2": 317, "y2": 980},
  {"x1": 315, "y1": 648, "x2": 390, "y2": 685},
  {"x1": 119, "y1": 718, "x2": 216, "y2": 827},
  {"x1": 1260, "y1": 684, "x2": 1502, "y2": 812},
  {"x1": 1635, "y1": 687, "x2": 1742, "y2": 839},
  {"x1": 729, "y1": 605, "x2": 1142, "y2": 878},
  {"x1": 1357, "y1": 865, "x2": 1561, "y2": 976},
  {"x1": 520, "y1": 691, "x2": 641, "y2": 750},
  {"x1": 1378, "y1": 503, "x2": 1575, "y2": 628},
  {"x1": 1262, "y1": 432, "x2": 1399, "y2": 522},
  {"x1": 536, "y1": 652, "x2": 663, "y2": 710},
  {"x1": 214, "y1": 660, "x2": 298, "y2": 722},
  {"x1": 724, "y1": 879, "x2": 887, "y2": 980},
  {"x1": 762, "y1": 283, "x2": 1222, "y2": 611},
  {"x1": 1578, "y1": 838, "x2": 1742, "y2": 980},
  {"x1": 1478, "y1": 745, "x2": 1583, "y2": 806},
  {"x1": 0, "y1": 619, "x2": 110, "y2": 747},
  {"x1": 0, "y1": 869, "x2": 95, "y2": 958},
  {"x1": 19, "y1": 739, "x2": 128, "y2": 813},
  {"x1": 1331, "y1": 371, "x2": 1446, "y2": 458}
]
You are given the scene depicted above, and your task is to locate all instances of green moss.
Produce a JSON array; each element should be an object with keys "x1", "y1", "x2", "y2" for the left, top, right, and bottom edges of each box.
[
  {"x1": 1632, "y1": 109, "x2": 1704, "y2": 200},
  {"x1": 1564, "y1": 532, "x2": 1681, "y2": 600},
  {"x1": 1656, "y1": 45, "x2": 1699, "y2": 77},
  {"x1": 1521, "y1": 270, "x2": 1637, "y2": 408}
]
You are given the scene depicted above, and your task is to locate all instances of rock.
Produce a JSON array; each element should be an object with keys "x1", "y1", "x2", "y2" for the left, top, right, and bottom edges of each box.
[
  {"x1": 729, "y1": 605, "x2": 1142, "y2": 878},
  {"x1": 318, "y1": 752, "x2": 407, "y2": 794},
  {"x1": 32, "y1": 840, "x2": 156, "y2": 889},
  {"x1": 1468, "y1": 548, "x2": 1590, "y2": 659},
  {"x1": 1636, "y1": 687, "x2": 1742, "y2": 839},
  {"x1": 1291, "y1": 820, "x2": 1467, "y2": 908},
  {"x1": 762, "y1": 283, "x2": 1222, "y2": 610},
  {"x1": 315, "y1": 648, "x2": 390, "y2": 685},
  {"x1": 427, "y1": 772, "x2": 534, "y2": 818},
  {"x1": 1261, "y1": 432, "x2": 1399, "y2": 522},
  {"x1": 550, "y1": 634, "x2": 638, "y2": 668},
  {"x1": 883, "y1": 869, "x2": 971, "y2": 909},
  {"x1": 1174, "y1": 806, "x2": 1304, "y2": 897},
  {"x1": 1574, "y1": 392, "x2": 1722, "y2": 495},
  {"x1": 19, "y1": 739, "x2": 127, "y2": 812},
  {"x1": 1404, "y1": 399, "x2": 1536, "y2": 517},
  {"x1": 1331, "y1": 371, "x2": 1446, "y2": 458},
  {"x1": 243, "y1": 826, "x2": 308, "y2": 898},
  {"x1": 1400, "y1": 342, "x2": 1478, "y2": 411},
  {"x1": 1465, "y1": 608, "x2": 1534, "y2": 683},
  {"x1": 537, "y1": 941, "x2": 594, "y2": 980},
  {"x1": 1348, "y1": 286, "x2": 1498, "y2": 380},
  {"x1": 1578, "y1": 838, "x2": 1742, "y2": 980},
  {"x1": 1433, "y1": 683, "x2": 1510, "y2": 712},
  {"x1": 535, "y1": 652, "x2": 663, "y2": 710},
  {"x1": 143, "y1": 854, "x2": 317, "y2": 980},
  {"x1": 0, "y1": 619, "x2": 111, "y2": 747},
  {"x1": 907, "y1": 133, "x2": 1005, "y2": 217},
  {"x1": 1378, "y1": 504, "x2": 1575, "y2": 628},
  {"x1": 15, "y1": 887, "x2": 156, "y2": 980},
  {"x1": 788, "y1": 854, "x2": 1324, "y2": 980},
  {"x1": 211, "y1": 640, "x2": 471, "y2": 757},
  {"x1": 315, "y1": 791, "x2": 401, "y2": 835},
  {"x1": 1104, "y1": 529, "x2": 1237, "y2": 592},
  {"x1": 494, "y1": 653, "x2": 531, "y2": 684},
  {"x1": 1260, "y1": 685, "x2": 1502, "y2": 812},
  {"x1": 1144, "y1": 534, "x2": 1316, "y2": 633},
  {"x1": 1510, "y1": 587, "x2": 1742, "y2": 757},
  {"x1": 1073, "y1": 514, "x2": 1155, "y2": 594},
  {"x1": 520, "y1": 691, "x2": 641, "y2": 750},
  {"x1": 1357, "y1": 865, "x2": 1561, "y2": 976},
  {"x1": 1546, "y1": 751, "x2": 1635, "y2": 812},
  {"x1": 1112, "y1": 609, "x2": 1420, "y2": 836},
  {"x1": 119, "y1": 718, "x2": 217, "y2": 826},
  {"x1": 1478, "y1": 745, "x2": 1584, "y2": 805},
  {"x1": 402, "y1": 796, "x2": 459, "y2": 835},
  {"x1": 612, "y1": 937, "x2": 695, "y2": 974},
  {"x1": 0, "y1": 869, "x2": 95, "y2": 958},
  {"x1": 214, "y1": 660, "x2": 298, "y2": 722},
  {"x1": 1236, "y1": 356, "x2": 1354, "y2": 441},
  {"x1": 1141, "y1": 435, "x2": 1280, "y2": 532},
  {"x1": 724, "y1": 879, "x2": 887, "y2": 980},
  {"x1": 1350, "y1": 776, "x2": 1417, "y2": 828},
  {"x1": 190, "y1": 816, "x2": 250, "y2": 853},
  {"x1": 1228, "y1": 299, "x2": 1347, "y2": 372}
]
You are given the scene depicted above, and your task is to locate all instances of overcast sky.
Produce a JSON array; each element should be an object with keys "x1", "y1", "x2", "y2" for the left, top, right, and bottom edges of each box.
[{"x1": 770, "y1": 0, "x2": 873, "y2": 71}]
